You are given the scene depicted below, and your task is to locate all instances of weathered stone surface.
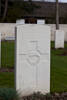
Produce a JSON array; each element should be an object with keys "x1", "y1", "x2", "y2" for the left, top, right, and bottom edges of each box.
[
  {"x1": 55, "y1": 30, "x2": 65, "y2": 48},
  {"x1": 15, "y1": 24, "x2": 50, "y2": 96}
]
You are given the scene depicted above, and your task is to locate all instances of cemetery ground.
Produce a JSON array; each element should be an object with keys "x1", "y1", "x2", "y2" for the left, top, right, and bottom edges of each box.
[{"x1": 0, "y1": 41, "x2": 67, "y2": 93}]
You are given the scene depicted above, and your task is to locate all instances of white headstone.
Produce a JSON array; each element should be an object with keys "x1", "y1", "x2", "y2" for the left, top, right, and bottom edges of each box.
[
  {"x1": 55, "y1": 30, "x2": 65, "y2": 48},
  {"x1": 37, "y1": 20, "x2": 45, "y2": 24},
  {"x1": 15, "y1": 24, "x2": 50, "y2": 96},
  {"x1": 16, "y1": 19, "x2": 25, "y2": 25}
]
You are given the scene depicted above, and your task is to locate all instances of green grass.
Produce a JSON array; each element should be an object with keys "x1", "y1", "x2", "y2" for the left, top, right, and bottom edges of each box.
[
  {"x1": 0, "y1": 72, "x2": 14, "y2": 88},
  {"x1": 0, "y1": 41, "x2": 67, "y2": 92},
  {"x1": 51, "y1": 42, "x2": 67, "y2": 92},
  {"x1": 1, "y1": 41, "x2": 15, "y2": 68}
]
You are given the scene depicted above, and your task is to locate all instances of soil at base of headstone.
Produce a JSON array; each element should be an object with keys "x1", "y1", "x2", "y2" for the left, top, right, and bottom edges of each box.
[
  {"x1": 58, "y1": 51, "x2": 67, "y2": 56},
  {"x1": 0, "y1": 68, "x2": 14, "y2": 72},
  {"x1": 52, "y1": 47, "x2": 67, "y2": 56},
  {"x1": 21, "y1": 92, "x2": 67, "y2": 100}
]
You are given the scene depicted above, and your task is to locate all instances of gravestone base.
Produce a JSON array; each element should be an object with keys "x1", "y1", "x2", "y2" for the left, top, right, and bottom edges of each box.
[{"x1": 55, "y1": 30, "x2": 65, "y2": 49}]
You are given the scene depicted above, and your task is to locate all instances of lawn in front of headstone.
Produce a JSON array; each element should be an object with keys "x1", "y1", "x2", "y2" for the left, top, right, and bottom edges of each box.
[
  {"x1": 51, "y1": 42, "x2": 67, "y2": 92},
  {"x1": 0, "y1": 72, "x2": 14, "y2": 88},
  {"x1": 1, "y1": 41, "x2": 15, "y2": 68},
  {"x1": 0, "y1": 41, "x2": 67, "y2": 92}
]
